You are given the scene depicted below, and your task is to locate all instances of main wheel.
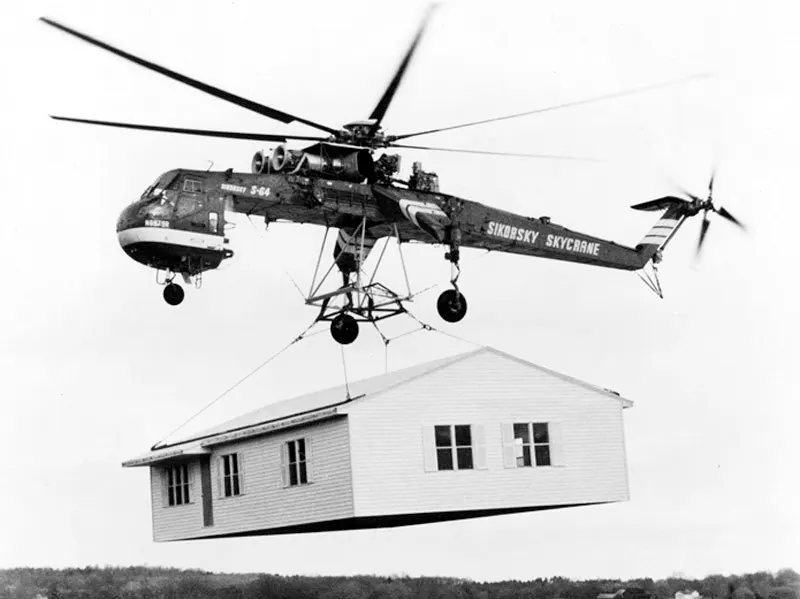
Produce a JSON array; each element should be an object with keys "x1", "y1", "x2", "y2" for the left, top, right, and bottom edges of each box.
[
  {"x1": 330, "y1": 313, "x2": 359, "y2": 345},
  {"x1": 163, "y1": 283, "x2": 185, "y2": 306},
  {"x1": 437, "y1": 289, "x2": 467, "y2": 323}
]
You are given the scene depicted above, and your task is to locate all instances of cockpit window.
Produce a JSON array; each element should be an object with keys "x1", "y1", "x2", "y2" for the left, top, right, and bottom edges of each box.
[
  {"x1": 140, "y1": 171, "x2": 180, "y2": 201},
  {"x1": 183, "y1": 179, "x2": 202, "y2": 193}
]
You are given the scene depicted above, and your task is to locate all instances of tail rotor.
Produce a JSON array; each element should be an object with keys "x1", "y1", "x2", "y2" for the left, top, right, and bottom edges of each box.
[{"x1": 680, "y1": 170, "x2": 746, "y2": 255}]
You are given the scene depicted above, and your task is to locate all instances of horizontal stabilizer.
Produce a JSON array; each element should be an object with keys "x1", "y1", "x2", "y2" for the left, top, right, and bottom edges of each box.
[{"x1": 631, "y1": 196, "x2": 687, "y2": 212}]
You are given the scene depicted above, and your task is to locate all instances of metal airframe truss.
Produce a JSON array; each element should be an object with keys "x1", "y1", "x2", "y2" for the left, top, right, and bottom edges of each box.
[{"x1": 306, "y1": 218, "x2": 415, "y2": 324}]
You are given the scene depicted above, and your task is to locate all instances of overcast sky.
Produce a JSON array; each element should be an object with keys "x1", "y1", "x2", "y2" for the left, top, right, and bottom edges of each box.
[{"x1": 1, "y1": 0, "x2": 798, "y2": 582}]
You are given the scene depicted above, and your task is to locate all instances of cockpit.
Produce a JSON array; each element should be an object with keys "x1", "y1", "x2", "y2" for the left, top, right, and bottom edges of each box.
[{"x1": 139, "y1": 169, "x2": 180, "y2": 202}]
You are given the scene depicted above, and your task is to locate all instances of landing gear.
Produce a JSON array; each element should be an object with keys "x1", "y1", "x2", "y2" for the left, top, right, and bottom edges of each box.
[
  {"x1": 163, "y1": 282, "x2": 184, "y2": 306},
  {"x1": 437, "y1": 289, "x2": 467, "y2": 322},
  {"x1": 438, "y1": 227, "x2": 468, "y2": 323},
  {"x1": 330, "y1": 313, "x2": 359, "y2": 345}
]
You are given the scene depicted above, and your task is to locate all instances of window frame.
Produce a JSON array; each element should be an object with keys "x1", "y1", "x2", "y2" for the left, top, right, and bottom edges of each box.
[
  {"x1": 164, "y1": 463, "x2": 191, "y2": 507},
  {"x1": 219, "y1": 452, "x2": 243, "y2": 498},
  {"x1": 282, "y1": 438, "x2": 312, "y2": 488},
  {"x1": 434, "y1": 424, "x2": 474, "y2": 471},
  {"x1": 182, "y1": 178, "x2": 202, "y2": 193},
  {"x1": 504, "y1": 421, "x2": 562, "y2": 469}
]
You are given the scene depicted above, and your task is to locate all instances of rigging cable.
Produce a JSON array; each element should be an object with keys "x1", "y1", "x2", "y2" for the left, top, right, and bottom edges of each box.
[{"x1": 150, "y1": 318, "x2": 322, "y2": 450}]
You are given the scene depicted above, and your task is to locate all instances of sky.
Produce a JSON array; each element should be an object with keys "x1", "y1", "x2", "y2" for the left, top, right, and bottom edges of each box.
[{"x1": 1, "y1": 0, "x2": 798, "y2": 582}]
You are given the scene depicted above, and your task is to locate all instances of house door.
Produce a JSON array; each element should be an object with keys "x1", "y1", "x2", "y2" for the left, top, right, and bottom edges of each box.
[{"x1": 200, "y1": 457, "x2": 214, "y2": 527}]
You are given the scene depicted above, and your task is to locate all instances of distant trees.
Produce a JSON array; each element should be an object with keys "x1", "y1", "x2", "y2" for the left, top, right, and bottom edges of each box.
[{"x1": 0, "y1": 567, "x2": 797, "y2": 599}]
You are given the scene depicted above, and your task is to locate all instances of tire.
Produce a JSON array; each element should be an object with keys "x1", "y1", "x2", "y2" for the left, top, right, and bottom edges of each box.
[
  {"x1": 163, "y1": 283, "x2": 185, "y2": 306},
  {"x1": 330, "y1": 313, "x2": 359, "y2": 345},
  {"x1": 437, "y1": 289, "x2": 467, "y2": 323}
]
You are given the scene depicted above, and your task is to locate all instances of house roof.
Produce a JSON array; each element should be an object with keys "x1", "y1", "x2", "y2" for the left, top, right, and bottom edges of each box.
[{"x1": 124, "y1": 346, "x2": 631, "y2": 466}]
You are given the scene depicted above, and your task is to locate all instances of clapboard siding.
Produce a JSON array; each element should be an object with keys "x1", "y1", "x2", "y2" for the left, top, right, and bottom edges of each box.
[
  {"x1": 151, "y1": 418, "x2": 354, "y2": 541},
  {"x1": 347, "y1": 351, "x2": 629, "y2": 517},
  {"x1": 150, "y1": 464, "x2": 202, "y2": 542}
]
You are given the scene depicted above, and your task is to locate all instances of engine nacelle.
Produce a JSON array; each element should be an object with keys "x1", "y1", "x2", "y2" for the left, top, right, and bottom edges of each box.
[{"x1": 267, "y1": 143, "x2": 374, "y2": 183}]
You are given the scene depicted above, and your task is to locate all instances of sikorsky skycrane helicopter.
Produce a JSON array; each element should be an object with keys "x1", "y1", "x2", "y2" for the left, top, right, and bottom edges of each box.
[{"x1": 41, "y1": 10, "x2": 744, "y2": 345}]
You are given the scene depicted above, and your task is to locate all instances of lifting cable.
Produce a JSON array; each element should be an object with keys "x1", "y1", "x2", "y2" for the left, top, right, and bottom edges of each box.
[{"x1": 150, "y1": 318, "x2": 323, "y2": 450}]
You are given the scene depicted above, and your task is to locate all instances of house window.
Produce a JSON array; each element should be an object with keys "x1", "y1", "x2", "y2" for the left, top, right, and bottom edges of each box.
[
  {"x1": 434, "y1": 425, "x2": 473, "y2": 471},
  {"x1": 165, "y1": 464, "x2": 190, "y2": 506},
  {"x1": 221, "y1": 453, "x2": 241, "y2": 497},
  {"x1": 513, "y1": 422, "x2": 551, "y2": 467},
  {"x1": 285, "y1": 438, "x2": 308, "y2": 486}
]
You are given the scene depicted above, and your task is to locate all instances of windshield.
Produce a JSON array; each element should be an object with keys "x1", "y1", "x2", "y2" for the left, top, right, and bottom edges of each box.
[{"x1": 139, "y1": 170, "x2": 179, "y2": 201}]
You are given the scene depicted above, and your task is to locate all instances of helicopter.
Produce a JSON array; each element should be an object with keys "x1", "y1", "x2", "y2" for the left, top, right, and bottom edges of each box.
[{"x1": 40, "y1": 9, "x2": 744, "y2": 345}]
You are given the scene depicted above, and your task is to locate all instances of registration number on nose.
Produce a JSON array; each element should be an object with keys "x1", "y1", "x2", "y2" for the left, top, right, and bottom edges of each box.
[{"x1": 145, "y1": 219, "x2": 170, "y2": 228}]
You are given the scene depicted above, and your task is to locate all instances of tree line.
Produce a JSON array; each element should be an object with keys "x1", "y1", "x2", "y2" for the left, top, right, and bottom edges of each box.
[{"x1": 0, "y1": 566, "x2": 797, "y2": 599}]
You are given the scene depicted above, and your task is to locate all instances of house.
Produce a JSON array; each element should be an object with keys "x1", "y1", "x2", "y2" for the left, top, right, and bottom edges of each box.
[{"x1": 123, "y1": 346, "x2": 633, "y2": 541}]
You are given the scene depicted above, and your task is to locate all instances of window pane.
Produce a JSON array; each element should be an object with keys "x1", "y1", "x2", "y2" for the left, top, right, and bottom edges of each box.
[
  {"x1": 533, "y1": 423, "x2": 549, "y2": 443},
  {"x1": 224, "y1": 477, "x2": 231, "y2": 497},
  {"x1": 167, "y1": 468, "x2": 173, "y2": 487},
  {"x1": 231, "y1": 454, "x2": 238, "y2": 476},
  {"x1": 457, "y1": 447, "x2": 473, "y2": 470},
  {"x1": 174, "y1": 467, "x2": 182, "y2": 487},
  {"x1": 288, "y1": 441, "x2": 296, "y2": 463},
  {"x1": 513, "y1": 423, "x2": 530, "y2": 443},
  {"x1": 299, "y1": 462, "x2": 307, "y2": 484},
  {"x1": 297, "y1": 439, "x2": 306, "y2": 462},
  {"x1": 435, "y1": 425, "x2": 451, "y2": 447},
  {"x1": 517, "y1": 445, "x2": 532, "y2": 467},
  {"x1": 436, "y1": 448, "x2": 453, "y2": 470},
  {"x1": 233, "y1": 476, "x2": 240, "y2": 496},
  {"x1": 176, "y1": 196, "x2": 198, "y2": 218},
  {"x1": 454, "y1": 425, "x2": 471, "y2": 447},
  {"x1": 223, "y1": 456, "x2": 230, "y2": 477},
  {"x1": 168, "y1": 486, "x2": 175, "y2": 506},
  {"x1": 289, "y1": 464, "x2": 298, "y2": 486},
  {"x1": 535, "y1": 445, "x2": 551, "y2": 466}
]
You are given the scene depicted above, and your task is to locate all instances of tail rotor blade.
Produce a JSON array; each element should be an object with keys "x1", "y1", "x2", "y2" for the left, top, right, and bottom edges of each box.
[{"x1": 717, "y1": 206, "x2": 745, "y2": 230}]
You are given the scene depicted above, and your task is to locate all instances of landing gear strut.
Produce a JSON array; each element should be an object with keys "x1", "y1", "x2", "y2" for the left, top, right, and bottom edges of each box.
[
  {"x1": 436, "y1": 233, "x2": 468, "y2": 323},
  {"x1": 163, "y1": 282, "x2": 184, "y2": 306}
]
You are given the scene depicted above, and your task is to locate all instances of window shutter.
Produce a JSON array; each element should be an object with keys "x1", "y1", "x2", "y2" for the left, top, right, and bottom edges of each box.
[
  {"x1": 279, "y1": 443, "x2": 288, "y2": 487},
  {"x1": 549, "y1": 421, "x2": 565, "y2": 466},
  {"x1": 501, "y1": 423, "x2": 516, "y2": 468},
  {"x1": 422, "y1": 425, "x2": 437, "y2": 472},
  {"x1": 473, "y1": 425, "x2": 488, "y2": 470},
  {"x1": 305, "y1": 438, "x2": 314, "y2": 483},
  {"x1": 238, "y1": 452, "x2": 246, "y2": 494},
  {"x1": 216, "y1": 456, "x2": 223, "y2": 498},
  {"x1": 160, "y1": 467, "x2": 168, "y2": 508}
]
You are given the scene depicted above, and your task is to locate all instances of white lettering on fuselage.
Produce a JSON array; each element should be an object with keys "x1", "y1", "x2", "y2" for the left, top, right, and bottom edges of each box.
[
  {"x1": 144, "y1": 219, "x2": 169, "y2": 228},
  {"x1": 487, "y1": 221, "x2": 540, "y2": 244},
  {"x1": 545, "y1": 234, "x2": 600, "y2": 256},
  {"x1": 250, "y1": 185, "x2": 271, "y2": 197},
  {"x1": 220, "y1": 183, "x2": 247, "y2": 194}
]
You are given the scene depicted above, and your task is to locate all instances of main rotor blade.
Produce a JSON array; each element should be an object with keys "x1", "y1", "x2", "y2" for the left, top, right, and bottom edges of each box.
[
  {"x1": 40, "y1": 17, "x2": 339, "y2": 135},
  {"x1": 697, "y1": 215, "x2": 711, "y2": 254},
  {"x1": 390, "y1": 143, "x2": 602, "y2": 161},
  {"x1": 49, "y1": 115, "x2": 329, "y2": 142},
  {"x1": 717, "y1": 206, "x2": 745, "y2": 229},
  {"x1": 368, "y1": 5, "x2": 437, "y2": 134},
  {"x1": 391, "y1": 72, "x2": 712, "y2": 141}
]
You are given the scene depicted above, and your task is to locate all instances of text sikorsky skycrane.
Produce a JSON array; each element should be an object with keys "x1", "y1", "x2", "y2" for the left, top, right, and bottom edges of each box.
[{"x1": 41, "y1": 10, "x2": 744, "y2": 344}]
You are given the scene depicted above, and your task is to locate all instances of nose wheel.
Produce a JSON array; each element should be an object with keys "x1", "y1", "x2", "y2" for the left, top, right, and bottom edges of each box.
[
  {"x1": 330, "y1": 313, "x2": 359, "y2": 345},
  {"x1": 163, "y1": 282, "x2": 185, "y2": 306}
]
